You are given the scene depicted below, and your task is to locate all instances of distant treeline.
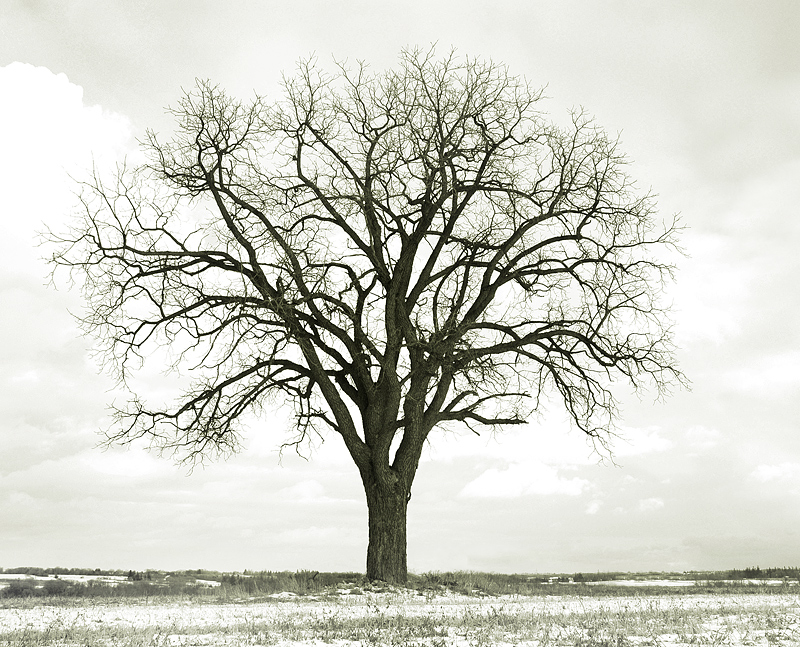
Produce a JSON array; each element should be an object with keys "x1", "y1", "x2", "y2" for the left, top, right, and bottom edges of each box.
[
  {"x1": 4, "y1": 565, "x2": 800, "y2": 581},
  {"x1": 574, "y1": 568, "x2": 800, "y2": 582},
  {"x1": 2, "y1": 566, "x2": 799, "y2": 600},
  {"x1": 0, "y1": 567, "x2": 126, "y2": 576},
  {"x1": 720, "y1": 566, "x2": 800, "y2": 580}
]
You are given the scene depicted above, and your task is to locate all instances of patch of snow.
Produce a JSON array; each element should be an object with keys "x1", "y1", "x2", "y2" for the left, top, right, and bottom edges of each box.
[{"x1": 585, "y1": 579, "x2": 698, "y2": 587}]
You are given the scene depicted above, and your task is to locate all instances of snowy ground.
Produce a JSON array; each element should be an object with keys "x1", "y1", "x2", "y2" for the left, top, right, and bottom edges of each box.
[
  {"x1": 1, "y1": 589, "x2": 799, "y2": 646},
  {"x1": 584, "y1": 578, "x2": 798, "y2": 587}
]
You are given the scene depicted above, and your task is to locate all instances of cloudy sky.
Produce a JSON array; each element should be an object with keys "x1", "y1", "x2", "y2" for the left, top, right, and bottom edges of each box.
[{"x1": 1, "y1": 0, "x2": 799, "y2": 575}]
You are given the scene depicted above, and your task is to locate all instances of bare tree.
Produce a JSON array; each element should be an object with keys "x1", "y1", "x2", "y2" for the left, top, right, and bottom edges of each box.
[{"x1": 49, "y1": 48, "x2": 684, "y2": 583}]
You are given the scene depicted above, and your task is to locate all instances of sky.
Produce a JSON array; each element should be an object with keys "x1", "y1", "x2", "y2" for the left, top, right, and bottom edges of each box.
[{"x1": 1, "y1": 0, "x2": 799, "y2": 575}]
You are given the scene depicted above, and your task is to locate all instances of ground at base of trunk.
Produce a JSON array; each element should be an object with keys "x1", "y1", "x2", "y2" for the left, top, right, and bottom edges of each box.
[{"x1": 2, "y1": 591, "x2": 798, "y2": 647}]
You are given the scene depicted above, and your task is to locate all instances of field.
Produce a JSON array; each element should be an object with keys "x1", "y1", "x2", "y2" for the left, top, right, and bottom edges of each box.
[{"x1": 1, "y1": 580, "x2": 799, "y2": 647}]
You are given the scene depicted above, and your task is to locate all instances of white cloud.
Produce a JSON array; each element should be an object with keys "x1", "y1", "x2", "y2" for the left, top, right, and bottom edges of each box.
[
  {"x1": 9, "y1": 370, "x2": 40, "y2": 384},
  {"x1": 0, "y1": 62, "x2": 133, "y2": 276},
  {"x1": 277, "y1": 479, "x2": 328, "y2": 502},
  {"x1": 684, "y1": 425, "x2": 722, "y2": 449},
  {"x1": 0, "y1": 63, "x2": 139, "y2": 547},
  {"x1": 585, "y1": 500, "x2": 602, "y2": 515},
  {"x1": 0, "y1": 62, "x2": 133, "y2": 420},
  {"x1": 459, "y1": 462, "x2": 590, "y2": 498},
  {"x1": 613, "y1": 426, "x2": 674, "y2": 457},
  {"x1": 275, "y1": 525, "x2": 358, "y2": 547},
  {"x1": 422, "y1": 411, "x2": 600, "y2": 468},
  {"x1": 724, "y1": 352, "x2": 800, "y2": 399},
  {"x1": 423, "y1": 415, "x2": 674, "y2": 473},
  {"x1": 639, "y1": 497, "x2": 665, "y2": 512},
  {"x1": 670, "y1": 231, "x2": 750, "y2": 346},
  {"x1": 81, "y1": 448, "x2": 163, "y2": 480},
  {"x1": 751, "y1": 463, "x2": 800, "y2": 483},
  {"x1": 669, "y1": 156, "x2": 800, "y2": 353}
]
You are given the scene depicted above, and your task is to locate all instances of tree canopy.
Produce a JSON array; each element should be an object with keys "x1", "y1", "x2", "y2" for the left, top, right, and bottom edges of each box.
[{"x1": 50, "y1": 48, "x2": 684, "y2": 582}]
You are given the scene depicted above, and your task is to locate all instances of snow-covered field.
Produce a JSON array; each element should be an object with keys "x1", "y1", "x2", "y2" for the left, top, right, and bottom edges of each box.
[
  {"x1": 1, "y1": 589, "x2": 799, "y2": 646},
  {"x1": 584, "y1": 578, "x2": 798, "y2": 587}
]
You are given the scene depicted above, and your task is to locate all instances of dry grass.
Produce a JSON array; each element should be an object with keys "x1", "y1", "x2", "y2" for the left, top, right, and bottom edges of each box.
[{"x1": 1, "y1": 588, "x2": 799, "y2": 646}]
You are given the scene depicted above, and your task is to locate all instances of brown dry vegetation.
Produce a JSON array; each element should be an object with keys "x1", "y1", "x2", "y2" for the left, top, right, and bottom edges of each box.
[{"x1": 1, "y1": 584, "x2": 799, "y2": 646}]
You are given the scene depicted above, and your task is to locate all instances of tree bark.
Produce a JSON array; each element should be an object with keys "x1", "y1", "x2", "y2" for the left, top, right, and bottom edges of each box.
[{"x1": 363, "y1": 475, "x2": 409, "y2": 584}]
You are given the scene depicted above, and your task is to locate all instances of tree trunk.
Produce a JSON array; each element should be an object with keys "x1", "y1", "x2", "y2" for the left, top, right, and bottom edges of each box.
[{"x1": 363, "y1": 476, "x2": 408, "y2": 584}]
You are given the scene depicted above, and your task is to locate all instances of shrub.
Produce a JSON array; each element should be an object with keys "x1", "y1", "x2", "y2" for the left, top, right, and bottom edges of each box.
[
  {"x1": 4, "y1": 580, "x2": 37, "y2": 597},
  {"x1": 43, "y1": 579, "x2": 72, "y2": 596}
]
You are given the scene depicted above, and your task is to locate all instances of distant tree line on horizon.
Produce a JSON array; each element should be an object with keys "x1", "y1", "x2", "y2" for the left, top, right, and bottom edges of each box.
[
  {"x1": 0, "y1": 567, "x2": 123, "y2": 577},
  {"x1": 723, "y1": 566, "x2": 800, "y2": 580},
  {"x1": 2, "y1": 565, "x2": 799, "y2": 592}
]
